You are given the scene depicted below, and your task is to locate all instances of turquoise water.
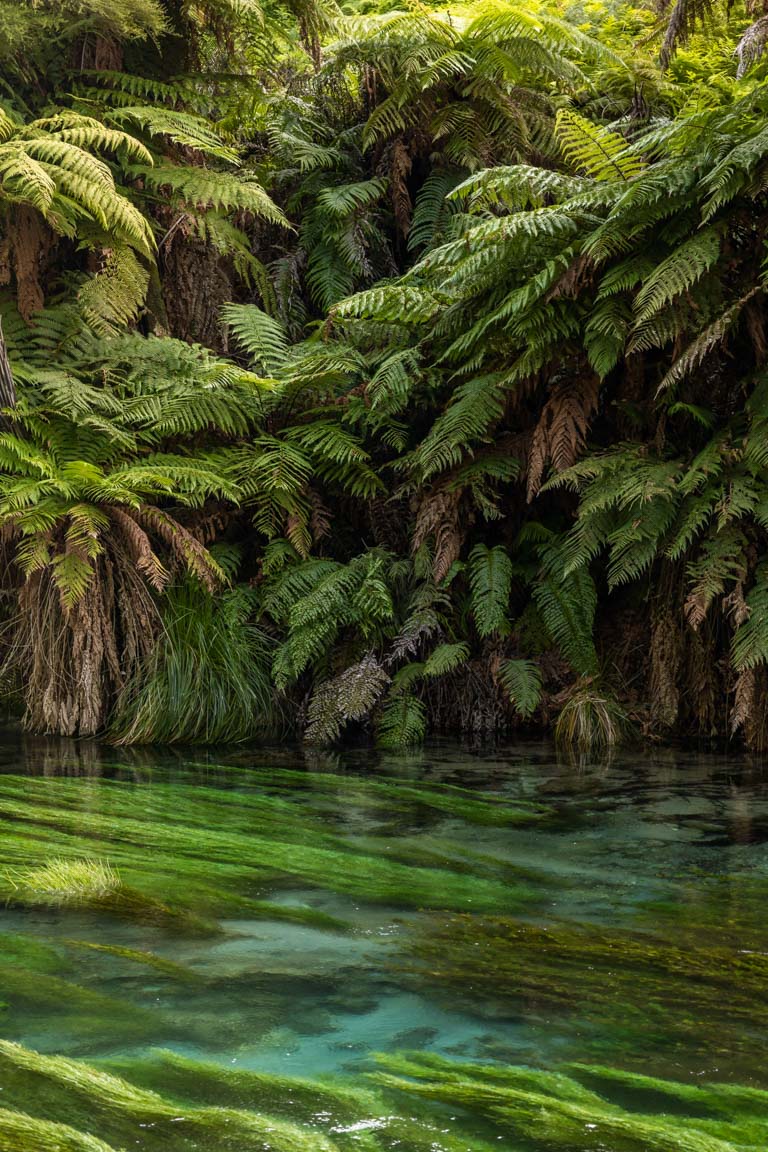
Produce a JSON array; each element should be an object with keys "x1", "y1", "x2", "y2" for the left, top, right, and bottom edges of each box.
[{"x1": 1, "y1": 735, "x2": 768, "y2": 1149}]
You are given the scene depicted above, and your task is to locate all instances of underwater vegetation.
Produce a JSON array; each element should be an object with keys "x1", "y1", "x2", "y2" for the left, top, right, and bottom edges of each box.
[
  {"x1": 5, "y1": 858, "x2": 120, "y2": 902},
  {"x1": 0, "y1": 1040, "x2": 766, "y2": 1152},
  {"x1": 406, "y1": 912, "x2": 768, "y2": 1073},
  {"x1": 0, "y1": 749, "x2": 766, "y2": 1151},
  {"x1": 373, "y1": 1053, "x2": 768, "y2": 1151},
  {"x1": 0, "y1": 772, "x2": 537, "y2": 924}
]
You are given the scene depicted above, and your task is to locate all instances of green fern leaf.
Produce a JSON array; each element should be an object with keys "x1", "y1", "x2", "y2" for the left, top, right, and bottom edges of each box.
[{"x1": 497, "y1": 658, "x2": 542, "y2": 719}]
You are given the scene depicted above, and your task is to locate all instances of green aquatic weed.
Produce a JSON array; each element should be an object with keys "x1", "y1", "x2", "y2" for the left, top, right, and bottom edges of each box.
[
  {"x1": 4, "y1": 858, "x2": 119, "y2": 902},
  {"x1": 405, "y1": 912, "x2": 768, "y2": 1068},
  {"x1": 0, "y1": 775, "x2": 529, "y2": 916},
  {"x1": 0, "y1": 1107, "x2": 120, "y2": 1152},
  {"x1": 372, "y1": 1053, "x2": 763, "y2": 1152},
  {"x1": 62, "y1": 941, "x2": 199, "y2": 982},
  {"x1": 0, "y1": 1041, "x2": 343, "y2": 1152}
]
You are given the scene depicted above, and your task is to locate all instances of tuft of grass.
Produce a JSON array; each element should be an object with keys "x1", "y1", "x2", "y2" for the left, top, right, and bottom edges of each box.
[
  {"x1": 109, "y1": 581, "x2": 276, "y2": 745},
  {"x1": 5, "y1": 858, "x2": 119, "y2": 902},
  {"x1": 554, "y1": 682, "x2": 627, "y2": 756}
]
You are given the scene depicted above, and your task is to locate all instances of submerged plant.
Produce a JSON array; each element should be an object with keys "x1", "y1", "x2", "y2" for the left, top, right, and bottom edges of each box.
[
  {"x1": 5, "y1": 858, "x2": 119, "y2": 902},
  {"x1": 0, "y1": 1041, "x2": 343, "y2": 1152},
  {"x1": 405, "y1": 912, "x2": 768, "y2": 1072},
  {"x1": 0, "y1": 772, "x2": 533, "y2": 920},
  {"x1": 372, "y1": 1052, "x2": 768, "y2": 1151}
]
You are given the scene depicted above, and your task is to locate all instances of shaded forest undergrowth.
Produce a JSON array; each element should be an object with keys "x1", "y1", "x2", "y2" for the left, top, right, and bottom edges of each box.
[{"x1": 4, "y1": 0, "x2": 768, "y2": 751}]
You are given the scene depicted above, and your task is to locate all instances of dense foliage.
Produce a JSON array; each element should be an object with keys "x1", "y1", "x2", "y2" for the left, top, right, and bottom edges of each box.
[{"x1": 3, "y1": 0, "x2": 768, "y2": 749}]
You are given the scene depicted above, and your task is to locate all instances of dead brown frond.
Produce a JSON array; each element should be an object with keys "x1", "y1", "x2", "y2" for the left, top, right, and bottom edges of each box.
[
  {"x1": 107, "y1": 507, "x2": 169, "y2": 592},
  {"x1": 412, "y1": 485, "x2": 466, "y2": 582},
  {"x1": 134, "y1": 505, "x2": 223, "y2": 592},
  {"x1": 527, "y1": 374, "x2": 600, "y2": 500},
  {"x1": 547, "y1": 254, "x2": 594, "y2": 300},
  {"x1": 390, "y1": 138, "x2": 413, "y2": 239}
]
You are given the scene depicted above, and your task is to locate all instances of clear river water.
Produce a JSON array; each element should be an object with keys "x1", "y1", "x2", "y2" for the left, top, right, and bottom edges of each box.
[{"x1": 0, "y1": 735, "x2": 766, "y2": 1151}]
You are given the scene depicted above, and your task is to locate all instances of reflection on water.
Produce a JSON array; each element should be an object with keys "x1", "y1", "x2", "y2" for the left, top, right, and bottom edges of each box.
[{"x1": 1, "y1": 733, "x2": 768, "y2": 1149}]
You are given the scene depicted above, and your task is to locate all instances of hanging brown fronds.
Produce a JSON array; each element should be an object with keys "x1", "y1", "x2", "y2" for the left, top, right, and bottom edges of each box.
[
  {"x1": 527, "y1": 375, "x2": 600, "y2": 501},
  {"x1": 12, "y1": 549, "x2": 158, "y2": 737},
  {"x1": 390, "y1": 138, "x2": 413, "y2": 239},
  {"x1": 412, "y1": 485, "x2": 465, "y2": 582},
  {"x1": 134, "y1": 506, "x2": 223, "y2": 592},
  {"x1": 547, "y1": 254, "x2": 594, "y2": 300},
  {"x1": 107, "y1": 507, "x2": 169, "y2": 592},
  {"x1": 659, "y1": 0, "x2": 718, "y2": 68}
]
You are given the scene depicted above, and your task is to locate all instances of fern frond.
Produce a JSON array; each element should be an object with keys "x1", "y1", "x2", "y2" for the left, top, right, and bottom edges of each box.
[
  {"x1": 304, "y1": 655, "x2": 390, "y2": 745},
  {"x1": 468, "y1": 543, "x2": 512, "y2": 638},
  {"x1": 556, "y1": 109, "x2": 644, "y2": 182},
  {"x1": 631, "y1": 229, "x2": 721, "y2": 330},
  {"x1": 111, "y1": 106, "x2": 239, "y2": 163},
  {"x1": 221, "y1": 304, "x2": 289, "y2": 374},
  {"x1": 533, "y1": 563, "x2": 598, "y2": 677},
  {"x1": 132, "y1": 165, "x2": 287, "y2": 226},
  {"x1": 376, "y1": 690, "x2": 427, "y2": 748},
  {"x1": 423, "y1": 641, "x2": 469, "y2": 677},
  {"x1": 497, "y1": 658, "x2": 542, "y2": 719}
]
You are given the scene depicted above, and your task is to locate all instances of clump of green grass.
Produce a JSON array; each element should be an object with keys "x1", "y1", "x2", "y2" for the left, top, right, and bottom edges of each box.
[
  {"x1": 110, "y1": 581, "x2": 276, "y2": 745},
  {"x1": 554, "y1": 682, "x2": 627, "y2": 756},
  {"x1": 5, "y1": 858, "x2": 119, "y2": 902}
]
